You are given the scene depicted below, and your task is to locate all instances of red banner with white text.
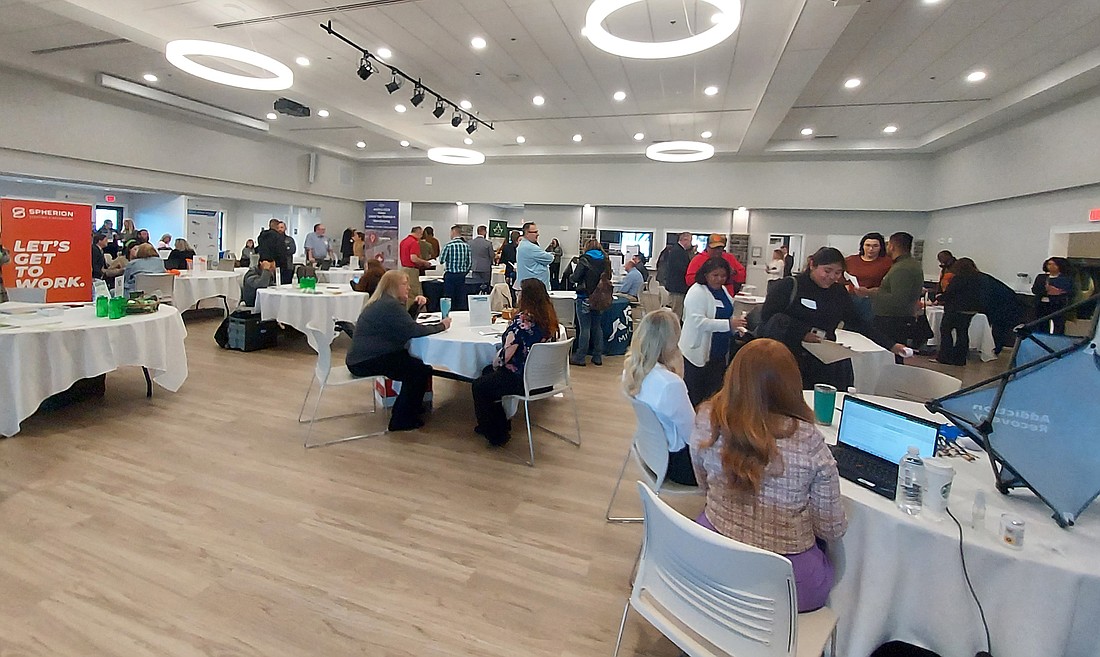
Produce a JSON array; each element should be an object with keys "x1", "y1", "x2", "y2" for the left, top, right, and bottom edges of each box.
[{"x1": 0, "y1": 198, "x2": 93, "y2": 302}]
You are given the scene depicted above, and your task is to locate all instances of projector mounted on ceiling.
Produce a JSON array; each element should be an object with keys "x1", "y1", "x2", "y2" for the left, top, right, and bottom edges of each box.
[{"x1": 274, "y1": 97, "x2": 310, "y2": 118}]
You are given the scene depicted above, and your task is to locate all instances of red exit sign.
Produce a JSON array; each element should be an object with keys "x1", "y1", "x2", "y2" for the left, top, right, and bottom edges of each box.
[
  {"x1": 1090, "y1": 208, "x2": 1100, "y2": 222},
  {"x1": 105, "y1": 194, "x2": 116, "y2": 203}
]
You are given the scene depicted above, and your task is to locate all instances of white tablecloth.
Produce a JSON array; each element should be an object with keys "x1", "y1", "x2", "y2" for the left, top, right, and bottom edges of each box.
[
  {"x1": 491, "y1": 265, "x2": 506, "y2": 285},
  {"x1": 408, "y1": 311, "x2": 502, "y2": 380},
  {"x1": 317, "y1": 268, "x2": 359, "y2": 285},
  {"x1": 256, "y1": 285, "x2": 367, "y2": 349},
  {"x1": 925, "y1": 305, "x2": 997, "y2": 362},
  {"x1": 804, "y1": 392, "x2": 1100, "y2": 657},
  {"x1": 733, "y1": 294, "x2": 765, "y2": 317},
  {"x1": 172, "y1": 271, "x2": 240, "y2": 310},
  {"x1": 834, "y1": 329, "x2": 895, "y2": 394},
  {"x1": 0, "y1": 304, "x2": 188, "y2": 437}
]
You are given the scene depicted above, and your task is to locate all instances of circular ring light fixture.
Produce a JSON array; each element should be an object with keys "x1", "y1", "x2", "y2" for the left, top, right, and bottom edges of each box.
[
  {"x1": 427, "y1": 147, "x2": 485, "y2": 166},
  {"x1": 645, "y1": 140, "x2": 715, "y2": 163},
  {"x1": 165, "y1": 39, "x2": 293, "y2": 90},
  {"x1": 585, "y1": 0, "x2": 741, "y2": 59}
]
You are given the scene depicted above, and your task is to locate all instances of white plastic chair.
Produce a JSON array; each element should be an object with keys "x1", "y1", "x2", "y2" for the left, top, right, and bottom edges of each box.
[
  {"x1": 873, "y1": 363, "x2": 961, "y2": 402},
  {"x1": 613, "y1": 483, "x2": 838, "y2": 657},
  {"x1": 500, "y1": 338, "x2": 581, "y2": 466},
  {"x1": 5, "y1": 287, "x2": 47, "y2": 303},
  {"x1": 133, "y1": 272, "x2": 175, "y2": 304},
  {"x1": 606, "y1": 398, "x2": 701, "y2": 522},
  {"x1": 299, "y1": 322, "x2": 385, "y2": 448}
]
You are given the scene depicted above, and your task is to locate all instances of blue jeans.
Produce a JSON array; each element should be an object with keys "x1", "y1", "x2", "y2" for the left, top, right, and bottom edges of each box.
[
  {"x1": 442, "y1": 271, "x2": 468, "y2": 311},
  {"x1": 572, "y1": 297, "x2": 604, "y2": 362}
]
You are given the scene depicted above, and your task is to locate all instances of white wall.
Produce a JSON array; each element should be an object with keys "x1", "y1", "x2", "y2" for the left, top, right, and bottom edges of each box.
[{"x1": 130, "y1": 193, "x2": 186, "y2": 243}]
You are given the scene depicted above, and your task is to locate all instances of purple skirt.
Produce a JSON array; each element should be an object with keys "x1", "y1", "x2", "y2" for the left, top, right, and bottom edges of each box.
[{"x1": 696, "y1": 511, "x2": 835, "y2": 613}]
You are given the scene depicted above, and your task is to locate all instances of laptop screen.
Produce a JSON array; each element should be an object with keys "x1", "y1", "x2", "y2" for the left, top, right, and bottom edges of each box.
[{"x1": 837, "y1": 397, "x2": 939, "y2": 464}]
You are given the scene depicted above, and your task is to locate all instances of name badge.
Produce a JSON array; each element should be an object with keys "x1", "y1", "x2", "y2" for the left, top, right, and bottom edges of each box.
[{"x1": 800, "y1": 298, "x2": 817, "y2": 310}]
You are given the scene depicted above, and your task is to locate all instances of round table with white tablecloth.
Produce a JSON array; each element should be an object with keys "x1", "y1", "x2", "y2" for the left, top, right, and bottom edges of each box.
[
  {"x1": 833, "y1": 328, "x2": 895, "y2": 394},
  {"x1": 732, "y1": 294, "x2": 765, "y2": 317},
  {"x1": 801, "y1": 391, "x2": 1100, "y2": 657},
  {"x1": 255, "y1": 285, "x2": 367, "y2": 348},
  {"x1": 0, "y1": 304, "x2": 188, "y2": 437},
  {"x1": 317, "y1": 268, "x2": 359, "y2": 285},
  {"x1": 925, "y1": 305, "x2": 998, "y2": 362},
  {"x1": 408, "y1": 311, "x2": 502, "y2": 380},
  {"x1": 172, "y1": 270, "x2": 240, "y2": 311}
]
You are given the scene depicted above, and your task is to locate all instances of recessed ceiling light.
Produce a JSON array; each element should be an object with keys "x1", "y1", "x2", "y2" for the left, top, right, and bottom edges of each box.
[
  {"x1": 633, "y1": 132, "x2": 645, "y2": 141},
  {"x1": 572, "y1": 134, "x2": 583, "y2": 142},
  {"x1": 883, "y1": 125, "x2": 898, "y2": 134},
  {"x1": 377, "y1": 48, "x2": 392, "y2": 60},
  {"x1": 613, "y1": 90, "x2": 626, "y2": 101},
  {"x1": 801, "y1": 127, "x2": 814, "y2": 136},
  {"x1": 703, "y1": 85, "x2": 719, "y2": 96},
  {"x1": 356, "y1": 141, "x2": 366, "y2": 149},
  {"x1": 584, "y1": 203, "x2": 592, "y2": 209},
  {"x1": 395, "y1": 104, "x2": 407, "y2": 113},
  {"x1": 460, "y1": 99, "x2": 472, "y2": 110},
  {"x1": 317, "y1": 109, "x2": 329, "y2": 118},
  {"x1": 143, "y1": 73, "x2": 158, "y2": 83},
  {"x1": 844, "y1": 78, "x2": 862, "y2": 89},
  {"x1": 295, "y1": 56, "x2": 310, "y2": 66},
  {"x1": 516, "y1": 135, "x2": 526, "y2": 144},
  {"x1": 464, "y1": 137, "x2": 474, "y2": 145},
  {"x1": 456, "y1": 201, "x2": 464, "y2": 206},
  {"x1": 266, "y1": 112, "x2": 277, "y2": 120},
  {"x1": 471, "y1": 36, "x2": 487, "y2": 50},
  {"x1": 700, "y1": 130, "x2": 713, "y2": 139},
  {"x1": 399, "y1": 140, "x2": 410, "y2": 147},
  {"x1": 532, "y1": 95, "x2": 545, "y2": 106},
  {"x1": 966, "y1": 70, "x2": 987, "y2": 83}
]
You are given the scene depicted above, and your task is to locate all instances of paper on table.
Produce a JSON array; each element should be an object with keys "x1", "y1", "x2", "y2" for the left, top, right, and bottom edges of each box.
[
  {"x1": 802, "y1": 339, "x2": 856, "y2": 364},
  {"x1": 844, "y1": 272, "x2": 860, "y2": 288}
]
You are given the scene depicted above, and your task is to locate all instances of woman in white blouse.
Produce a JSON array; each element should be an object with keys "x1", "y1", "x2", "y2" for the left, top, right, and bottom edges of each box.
[
  {"x1": 679, "y1": 257, "x2": 747, "y2": 407},
  {"x1": 622, "y1": 308, "x2": 698, "y2": 485}
]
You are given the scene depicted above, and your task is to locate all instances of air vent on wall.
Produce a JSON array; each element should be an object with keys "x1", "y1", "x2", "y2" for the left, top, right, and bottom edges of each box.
[{"x1": 32, "y1": 38, "x2": 129, "y2": 55}]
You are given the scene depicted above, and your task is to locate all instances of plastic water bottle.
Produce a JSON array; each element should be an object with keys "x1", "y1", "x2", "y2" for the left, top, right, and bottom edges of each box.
[{"x1": 896, "y1": 446, "x2": 924, "y2": 515}]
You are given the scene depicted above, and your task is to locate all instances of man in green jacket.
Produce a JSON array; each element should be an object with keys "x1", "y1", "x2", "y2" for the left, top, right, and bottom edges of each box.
[{"x1": 856, "y1": 231, "x2": 924, "y2": 360}]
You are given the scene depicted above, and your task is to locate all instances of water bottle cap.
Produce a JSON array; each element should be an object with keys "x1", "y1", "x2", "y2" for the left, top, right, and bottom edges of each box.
[{"x1": 907, "y1": 446, "x2": 920, "y2": 455}]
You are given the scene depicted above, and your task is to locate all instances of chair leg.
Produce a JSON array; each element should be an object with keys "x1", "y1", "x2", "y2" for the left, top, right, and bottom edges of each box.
[
  {"x1": 142, "y1": 367, "x2": 153, "y2": 398},
  {"x1": 529, "y1": 390, "x2": 583, "y2": 447},
  {"x1": 525, "y1": 399, "x2": 535, "y2": 467},
  {"x1": 605, "y1": 456, "x2": 643, "y2": 523},
  {"x1": 828, "y1": 625, "x2": 837, "y2": 657},
  {"x1": 611, "y1": 601, "x2": 632, "y2": 657},
  {"x1": 303, "y1": 380, "x2": 389, "y2": 449},
  {"x1": 298, "y1": 378, "x2": 316, "y2": 423}
]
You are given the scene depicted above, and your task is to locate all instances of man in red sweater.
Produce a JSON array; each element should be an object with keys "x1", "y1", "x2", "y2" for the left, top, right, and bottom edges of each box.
[{"x1": 685, "y1": 233, "x2": 746, "y2": 295}]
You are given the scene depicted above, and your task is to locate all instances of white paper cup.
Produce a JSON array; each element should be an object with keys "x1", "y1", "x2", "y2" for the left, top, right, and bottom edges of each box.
[{"x1": 924, "y1": 458, "x2": 956, "y2": 517}]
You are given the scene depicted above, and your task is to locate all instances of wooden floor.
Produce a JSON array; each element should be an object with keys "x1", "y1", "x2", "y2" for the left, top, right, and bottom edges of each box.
[{"x1": 0, "y1": 312, "x2": 1013, "y2": 657}]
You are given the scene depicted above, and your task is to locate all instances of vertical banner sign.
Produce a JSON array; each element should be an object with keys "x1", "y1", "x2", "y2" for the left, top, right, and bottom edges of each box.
[
  {"x1": 363, "y1": 200, "x2": 400, "y2": 268},
  {"x1": 0, "y1": 198, "x2": 93, "y2": 302}
]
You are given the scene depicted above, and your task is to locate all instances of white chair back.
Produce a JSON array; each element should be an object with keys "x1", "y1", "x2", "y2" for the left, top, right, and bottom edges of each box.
[
  {"x1": 134, "y1": 272, "x2": 174, "y2": 298},
  {"x1": 874, "y1": 363, "x2": 961, "y2": 402},
  {"x1": 522, "y1": 339, "x2": 573, "y2": 395},
  {"x1": 6, "y1": 287, "x2": 47, "y2": 303},
  {"x1": 217, "y1": 259, "x2": 237, "y2": 272},
  {"x1": 550, "y1": 295, "x2": 575, "y2": 328},
  {"x1": 635, "y1": 483, "x2": 799, "y2": 657},
  {"x1": 303, "y1": 323, "x2": 335, "y2": 385},
  {"x1": 629, "y1": 399, "x2": 672, "y2": 488}
]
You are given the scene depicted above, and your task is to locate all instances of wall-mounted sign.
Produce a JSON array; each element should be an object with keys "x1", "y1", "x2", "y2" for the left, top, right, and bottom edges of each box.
[
  {"x1": 0, "y1": 198, "x2": 93, "y2": 302},
  {"x1": 1089, "y1": 208, "x2": 1100, "y2": 222},
  {"x1": 488, "y1": 220, "x2": 508, "y2": 239}
]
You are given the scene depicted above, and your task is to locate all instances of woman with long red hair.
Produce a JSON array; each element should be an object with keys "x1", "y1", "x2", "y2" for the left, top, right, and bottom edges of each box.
[{"x1": 690, "y1": 338, "x2": 847, "y2": 612}]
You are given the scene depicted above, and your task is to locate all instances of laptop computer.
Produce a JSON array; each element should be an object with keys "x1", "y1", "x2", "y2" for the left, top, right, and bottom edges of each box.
[{"x1": 830, "y1": 396, "x2": 940, "y2": 499}]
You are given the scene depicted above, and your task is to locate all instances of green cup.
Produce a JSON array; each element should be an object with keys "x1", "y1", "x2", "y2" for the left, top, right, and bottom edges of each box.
[
  {"x1": 107, "y1": 296, "x2": 126, "y2": 319},
  {"x1": 95, "y1": 295, "x2": 109, "y2": 318},
  {"x1": 813, "y1": 384, "x2": 837, "y2": 425}
]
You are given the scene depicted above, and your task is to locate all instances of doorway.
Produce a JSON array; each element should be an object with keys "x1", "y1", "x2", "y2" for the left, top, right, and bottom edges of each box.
[
  {"x1": 94, "y1": 204, "x2": 124, "y2": 232},
  {"x1": 768, "y1": 234, "x2": 804, "y2": 274}
]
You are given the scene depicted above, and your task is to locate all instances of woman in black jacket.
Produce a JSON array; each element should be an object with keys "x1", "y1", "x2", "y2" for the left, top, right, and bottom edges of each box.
[
  {"x1": 760, "y1": 247, "x2": 906, "y2": 390},
  {"x1": 165, "y1": 238, "x2": 196, "y2": 270},
  {"x1": 346, "y1": 270, "x2": 451, "y2": 431},
  {"x1": 934, "y1": 258, "x2": 983, "y2": 365}
]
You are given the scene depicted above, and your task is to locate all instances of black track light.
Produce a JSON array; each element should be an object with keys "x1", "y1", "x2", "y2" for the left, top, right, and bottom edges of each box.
[
  {"x1": 451, "y1": 111, "x2": 462, "y2": 128},
  {"x1": 410, "y1": 84, "x2": 425, "y2": 107},
  {"x1": 466, "y1": 118, "x2": 477, "y2": 135},
  {"x1": 385, "y1": 73, "x2": 404, "y2": 94},
  {"x1": 432, "y1": 98, "x2": 446, "y2": 118},
  {"x1": 356, "y1": 57, "x2": 374, "y2": 80}
]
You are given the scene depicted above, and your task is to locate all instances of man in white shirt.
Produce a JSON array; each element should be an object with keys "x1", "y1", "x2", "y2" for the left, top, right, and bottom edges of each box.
[
  {"x1": 304, "y1": 223, "x2": 333, "y2": 264},
  {"x1": 516, "y1": 222, "x2": 554, "y2": 290}
]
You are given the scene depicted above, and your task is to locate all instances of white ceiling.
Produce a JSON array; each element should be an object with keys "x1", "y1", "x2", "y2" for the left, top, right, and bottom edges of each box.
[{"x1": 1, "y1": 0, "x2": 1099, "y2": 163}]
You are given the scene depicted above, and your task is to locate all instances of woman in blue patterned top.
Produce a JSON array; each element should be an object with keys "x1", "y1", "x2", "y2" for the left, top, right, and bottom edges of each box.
[{"x1": 472, "y1": 278, "x2": 560, "y2": 446}]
